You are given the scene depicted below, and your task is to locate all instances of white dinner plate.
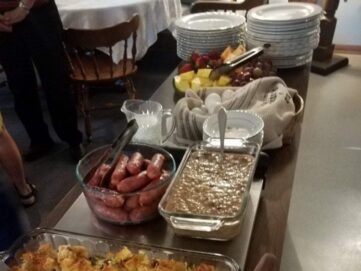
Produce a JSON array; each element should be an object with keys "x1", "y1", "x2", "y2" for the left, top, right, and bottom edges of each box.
[
  {"x1": 247, "y1": 3, "x2": 322, "y2": 24},
  {"x1": 246, "y1": 28, "x2": 319, "y2": 41},
  {"x1": 175, "y1": 11, "x2": 245, "y2": 31},
  {"x1": 246, "y1": 19, "x2": 319, "y2": 32}
]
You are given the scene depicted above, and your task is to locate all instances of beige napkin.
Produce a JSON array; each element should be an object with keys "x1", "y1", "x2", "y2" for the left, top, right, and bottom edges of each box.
[{"x1": 173, "y1": 76, "x2": 304, "y2": 149}]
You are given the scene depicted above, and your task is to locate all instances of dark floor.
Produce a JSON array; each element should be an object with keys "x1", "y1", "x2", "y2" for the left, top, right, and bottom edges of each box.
[{"x1": 0, "y1": 30, "x2": 180, "y2": 228}]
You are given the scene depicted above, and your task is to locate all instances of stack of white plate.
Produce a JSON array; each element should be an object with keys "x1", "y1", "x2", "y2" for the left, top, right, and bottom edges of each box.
[
  {"x1": 174, "y1": 12, "x2": 246, "y2": 60},
  {"x1": 246, "y1": 3, "x2": 323, "y2": 68}
]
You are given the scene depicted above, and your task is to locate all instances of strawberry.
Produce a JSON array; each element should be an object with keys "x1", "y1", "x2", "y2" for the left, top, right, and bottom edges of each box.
[
  {"x1": 191, "y1": 51, "x2": 201, "y2": 63},
  {"x1": 207, "y1": 50, "x2": 220, "y2": 60},
  {"x1": 179, "y1": 63, "x2": 193, "y2": 74},
  {"x1": 195, "y1": 55, "x2": 209, "y2": 69}
]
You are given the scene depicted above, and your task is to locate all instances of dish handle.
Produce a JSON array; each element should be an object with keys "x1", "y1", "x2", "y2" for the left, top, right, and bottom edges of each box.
[{"x1": 170, "y1": 216, "x2": 223, "y2": 232}]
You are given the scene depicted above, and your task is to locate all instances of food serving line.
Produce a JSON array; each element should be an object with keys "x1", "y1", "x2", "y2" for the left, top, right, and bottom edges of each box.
[{"x1": 41, "y1": 64, "x2": 310, "y2": 271}]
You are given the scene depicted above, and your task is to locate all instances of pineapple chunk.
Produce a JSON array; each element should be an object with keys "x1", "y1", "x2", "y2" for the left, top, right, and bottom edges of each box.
[
  {"x1": 191, "y1": 77, "x2": 202, "y2": 90},
  {"x1": 217, "y1": 75, "x2": 232, "y2": 86},
  {"x1": 199, "y1": 77, "x2": 213, "y2": 87},
  {"x1": 179, "y1": 70, "x2": 195, "y2": 81},
  {"x1": 196, "y1": 68, "x2": 212, "y2": 78},
  {"x1": 174, "y1": 76, "x2": 191, "y2": 92}
]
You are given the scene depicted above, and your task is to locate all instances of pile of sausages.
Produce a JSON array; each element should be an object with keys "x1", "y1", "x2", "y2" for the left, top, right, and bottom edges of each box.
[{"x1": 85, "y1": 151, "x2": 169, "y2": 224}]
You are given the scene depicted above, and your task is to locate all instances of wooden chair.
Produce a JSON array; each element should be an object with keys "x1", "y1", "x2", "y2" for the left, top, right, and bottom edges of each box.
[
  {"x1": 62, "y1": 14, "x2": 140, "y2": 142},
  {"x1": 190, "y1": 0, "x2": 267, "y2": 14}
]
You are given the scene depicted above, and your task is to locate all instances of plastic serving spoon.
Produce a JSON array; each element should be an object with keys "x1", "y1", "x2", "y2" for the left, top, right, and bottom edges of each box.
[{"x1": 218, "y1": 107, "x2": 227, "y2": 162}]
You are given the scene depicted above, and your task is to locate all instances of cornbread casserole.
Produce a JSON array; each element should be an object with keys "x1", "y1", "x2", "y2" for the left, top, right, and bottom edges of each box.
[{"x1": 10, "y1": 244, "x2": 216, "y2": 271}]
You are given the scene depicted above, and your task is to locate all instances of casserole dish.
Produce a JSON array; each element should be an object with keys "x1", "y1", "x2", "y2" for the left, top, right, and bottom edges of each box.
[
  {"x1": 1, "y1": 228, "x2": 240, "y2": 271},
  {"x1": 159, "y1": 141, "x2": 260, "y2": 241}
]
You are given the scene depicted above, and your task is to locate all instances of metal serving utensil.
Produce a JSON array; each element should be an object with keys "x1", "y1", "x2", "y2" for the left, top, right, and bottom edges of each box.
[
  {"x1": 84, "y1": 119, "x2": 138, "y2": 187},
  {"x1": 209, "y1": 46, "x2": 265, "y2": 81},
  {"x1": 218, "y1": 107, "x2": 227, "y2": 163}
]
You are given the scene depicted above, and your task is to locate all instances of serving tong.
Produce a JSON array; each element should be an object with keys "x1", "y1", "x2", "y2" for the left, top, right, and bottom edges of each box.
[
  {"x1": 209, "y1": 46, "x2": 265, "y2": 81},
  {"x1": 84, "y1": 119, "x2": 138, "y2": 187}
]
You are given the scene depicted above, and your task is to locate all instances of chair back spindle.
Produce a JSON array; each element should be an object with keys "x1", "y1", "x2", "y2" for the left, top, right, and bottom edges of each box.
[{"x1": 62, "y1": 14, "x2": 140, "y2": 141}]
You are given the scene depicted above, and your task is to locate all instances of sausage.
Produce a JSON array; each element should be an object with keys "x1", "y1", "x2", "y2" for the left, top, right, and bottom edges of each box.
[
  {"x1": 84, "y1": 188, "x2": 124, "y2": 208},
  {"x1": 143, "y1": 159, "x2": 151, "y2": 170},
  {"x1": 100, "y1": 193, "x2": 125, "y2": 208},
  {"x1": 93, "y1": 202, "x2": 129, "y2": 223},
  {"x1": 139, "y1": 171, "x2": 170, "y2": 206},
  {"x1": 146, "y1": 153, "x2": 166, "y2": 179},
  {"x1": 116, "y1": 171, "x2": 151, "y2": 193},
  {"x1": 88, "y1": 164, "x2": 111, "y2": 187},
  {"x1": 124, "y1": 195, "x2": 140, "y2": 211},
  {"x1": 109, "y1": 154, "x2": 129, "y2": 189},
  {"x1": 126, "y1": 152, "x2": 144, "y2": 175},
  {"x1": 129, "y1": 201, "x2": 158, "y2": 223}
]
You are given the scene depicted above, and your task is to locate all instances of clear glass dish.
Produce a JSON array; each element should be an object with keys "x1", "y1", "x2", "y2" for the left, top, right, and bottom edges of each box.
[
  {"x1": 76, "y1": 143, "x2": 176, "y2": 225},
  {"x1": 1, "y1": 228, "x2": 240, "y2": 271},
  {"x1": 159, "y1": 142, "x2": 260, "y2": 241}
]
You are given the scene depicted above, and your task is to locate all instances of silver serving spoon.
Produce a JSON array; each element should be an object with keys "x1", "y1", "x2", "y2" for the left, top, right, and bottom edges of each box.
[{"x1": 218, "y1": 107, "x2": 227, "y2": 162}]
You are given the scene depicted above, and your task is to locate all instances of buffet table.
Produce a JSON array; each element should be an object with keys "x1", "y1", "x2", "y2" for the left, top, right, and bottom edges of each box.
[
  {"x1": 54, "y1": 0, "x2": 183, "y2": 61},
  {"x1": 41, "y1": 65, "x2": 310, "y2": 271}
]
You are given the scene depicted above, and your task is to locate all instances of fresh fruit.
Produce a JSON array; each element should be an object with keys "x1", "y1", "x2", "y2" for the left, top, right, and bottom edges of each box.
[
  {"x1": 179, "y1": 63, "x2": 193, "y2": 74},
  {"x1": 194, "y1": 55, "x2": 209, "y2": 69},
  {"x1": 179, "y1": 70, "x2": 195, "y2": 81},
  {"x1": 191, "y1": 51, "x2": 201, "y2": 63},
  {"x1": 196, "y1": 68, "x2": 212, "y2": 78},
  {"x1": 174, "y1": 46, "x2": 276, "y2": 92},
  {"x1": 217, "y1": 75, "x2": 232, "y2": 86},
  {"x1": 207, "y1": 50, "x2": 220, "y2": 60},
  {"x1": 220, "y1": 46, "x2": 233, "y2": 61},
  {"x1": 174, "y1": 75, "x2": 191, "y2": 92},
  {"x1": 232, "y1": 44, "x2": 246, "y2": 57}
]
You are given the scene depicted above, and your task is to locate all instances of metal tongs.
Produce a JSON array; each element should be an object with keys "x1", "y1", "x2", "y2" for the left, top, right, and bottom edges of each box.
[
  {"x1": 209, "y1": 46, "x2": 264, "y2": 81},
  {"x1": 84, "y1": 119, "x2": 138, "y2": 187}
]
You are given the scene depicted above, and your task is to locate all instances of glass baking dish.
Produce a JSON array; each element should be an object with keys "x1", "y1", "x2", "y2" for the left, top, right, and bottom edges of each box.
[
  {"x1": 159, "y1": 141, "x2": 260, "y2": 241},
  {"x1": 1, "y1": 228, "x2": 240, "y2": 271}
]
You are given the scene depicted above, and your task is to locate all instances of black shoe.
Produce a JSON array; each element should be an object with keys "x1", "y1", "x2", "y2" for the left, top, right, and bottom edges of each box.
[
  {"x1": 14, "y1": 180, "x2": 37, "y2": 207},
  {"x1": 23, "y1": 142, "x2": 55, "y2": 162},
  {"x1": 69, "y1": 144, "x2": 85, "y2": 162}
]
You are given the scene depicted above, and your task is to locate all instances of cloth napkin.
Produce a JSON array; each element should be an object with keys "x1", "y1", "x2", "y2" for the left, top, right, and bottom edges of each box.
[{"x1": 173, "y1": 76, "x2": 304, "y2": 149}]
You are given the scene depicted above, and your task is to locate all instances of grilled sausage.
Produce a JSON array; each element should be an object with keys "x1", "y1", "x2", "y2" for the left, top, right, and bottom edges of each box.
[
  {"x1": 88, "y1": 164, "x2": 111, "y2": 187},
  {"x1": 129, "y1": 202, "x2": 158, "y2": 223},
  {"x1": 109, "y1": 154, "x2": 129, "y2": 189},
  {"x1": 146, "y1": 153, "x2": 165, "y2": 179},
  {"x1": 139, "y1": 171, "x2": 170, "y2": 206},
  {"x1": 116, "y1": 171, "x2": 151, "y2": 193},
  {"x1": 93, "y1": 202, "x2": 129, "y2": 223},
  {"x1": 124, "y1": 195, "x2": 140, "y2": 211},
  {"x1": 126, "y1": 152, "x2": 144, "y2": 175}
]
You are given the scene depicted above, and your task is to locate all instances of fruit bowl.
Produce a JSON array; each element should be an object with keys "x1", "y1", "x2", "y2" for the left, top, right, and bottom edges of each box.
[
  {"x1": 173, "y1": 45, "x2": 276, "y2": 95},
  {"x1": 76, "y1": 143, "x2": 176, "y2": 225}
]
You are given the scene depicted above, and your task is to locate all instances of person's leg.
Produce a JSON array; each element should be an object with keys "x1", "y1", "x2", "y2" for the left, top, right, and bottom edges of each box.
[
  {"x1": 0, "y1": 30, "x2": 54, "y2": 149},
  {"x1": 0, "y1": 117, "x2": 35, "y2": 206},
  {"x1": 21, "y1": 2, "x2": 83, "y2": 151}
]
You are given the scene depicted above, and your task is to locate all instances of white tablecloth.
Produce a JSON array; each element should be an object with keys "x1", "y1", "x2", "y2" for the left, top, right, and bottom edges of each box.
[{"x1": 55, "y1": 0, "x2": 183, "y2": 62}]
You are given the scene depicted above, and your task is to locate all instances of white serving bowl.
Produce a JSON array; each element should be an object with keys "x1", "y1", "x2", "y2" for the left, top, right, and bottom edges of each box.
[{"x1": 202, "y1": 110, "x2": 264, "y2": 144}]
